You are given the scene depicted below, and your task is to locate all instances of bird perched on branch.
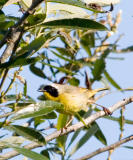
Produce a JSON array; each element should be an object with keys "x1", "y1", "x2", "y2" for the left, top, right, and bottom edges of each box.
[{"x1": 38, "y1": 83, "x2": 110, "y2": 128}]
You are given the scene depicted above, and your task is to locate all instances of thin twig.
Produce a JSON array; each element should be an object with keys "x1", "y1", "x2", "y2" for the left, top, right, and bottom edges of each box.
[
  {"x1": 0, "y1": 96, "x2": 133, "y2": 159},
  {"x1": 0, "y1": 69, "x2": 8, "y2": 92},
  {"x1": 0, "y1": 0, "x2": 44, "y2": 64},
  {"x1": 76, "y1": 134, "x2": 133, "y2": 160}
]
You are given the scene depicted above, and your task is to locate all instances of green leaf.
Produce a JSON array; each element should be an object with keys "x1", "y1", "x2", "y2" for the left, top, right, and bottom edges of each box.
[
  {"x1": 42, "y1": 18, "x2": 108, "y2": 31},
  {"x1": 124, "y1": 146, "x2": 133, "y2": 149},
  {"x1": 41, "y1": 111, "x2": 57, "y2": 119},
  {"x1": 56, "y1": 113, "x2": 68, "y2": 130},
  {"x1": 51, "y1": 50, "x2": 79, "y2": 65},
  {"x1": 29, "y1": 64, "x2": 46, "y2": 79},
  {"x1": 11, "y1": 101, "x2": 64, "y2": 120},
  {"x1": 17, "y1": 35, "x2": 49, "y2": 56},
  {"x1": 68, "y1": 77, "x2": 80, "y2": 86},
  {"x1": 104, "y1": 70, "x2": 121, "y2": 89},
  {"x1": 80, "y1": 33, "x2": 95, "y2": 56},
  {"x1": 114, "y1": 45, "x2": 133, "y2": 53},
  {"x1": 41, "y1": 149, "x2": 50, "y2": 159},
  {"x1": 0, "y1": 136, "x2": 26, "y2": 149},
  {"x1": 47, "y1": 0, "x2": 107, "y2": 13},
  {"x1": 0, "y1": 21, "x2": 14, "y2": 30},
  {"x1": 92, "y1": 49, "x2": 110, "y2": 81},
  {"x1": 67, "y1": 129, "x2": 81, "y2": 149},
  {"x1": 5, "y1": 125, "x2": 45, "y2": 144},
  {"x1": 7, "y1": 144, "x2": 49, "y2": 160},
  {"x1": 56, "y1": 135, "x2": 67, "y2": 154},
  {"x1": 93, "y1": 122, "x2": 107, "y2": 145},
  {"x1": 23, "y1": 81, "x2": 27, "y2": 97},
  {"x1": 55, "y1": 47, "x2": 74, "y2": 58},
  {"x1": 0, "y1": 56, "x2": 42, "y2": 69},
  {"x1": 34, "y1": 111, "x2": 57, "y2": 127},
  {"x1": 104, "y1": 115, "x2": 133, "y2": 125},
  {"x1": 40, "y1": 62, "x2": 74, "y2": 75},
  {"x1": 92, "y1": 57, "x2": 105, "y2": 81},
  {"x1": 70, "y1": 123, "x2": 98, "y2": 156},
  {"x1": 0, "y1": 0, "x2": 9, "y2": 9},
  {"x1": 27, "y1": 14, "x2": 46, "y2": 26}
]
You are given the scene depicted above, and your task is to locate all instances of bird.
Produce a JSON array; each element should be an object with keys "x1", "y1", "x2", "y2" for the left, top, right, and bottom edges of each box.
[{"x1": 38, "y1": 83, "x2": 109, "y2": 128}]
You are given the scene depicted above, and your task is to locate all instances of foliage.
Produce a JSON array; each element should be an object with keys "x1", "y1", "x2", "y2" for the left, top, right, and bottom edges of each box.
[{"x1": 0, "y1": 0, "x2": 132, "y2": 160}]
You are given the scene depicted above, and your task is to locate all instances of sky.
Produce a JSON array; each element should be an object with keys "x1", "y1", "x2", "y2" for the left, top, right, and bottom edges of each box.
[{"x1": 1, "y1": 0, "x2": 133, "y2": 160}]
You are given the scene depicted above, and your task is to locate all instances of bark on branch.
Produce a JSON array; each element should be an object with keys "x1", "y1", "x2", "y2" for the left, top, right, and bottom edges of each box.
[
  {"x1": 76, "y1": 134, "x2": 133, "y2": 160},
  {"x1": 0, "y1": 0, "x2": 44, "y2": 64}
]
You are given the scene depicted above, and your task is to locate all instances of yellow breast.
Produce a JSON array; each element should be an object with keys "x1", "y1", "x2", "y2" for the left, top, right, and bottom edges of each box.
[{"x1": 44, "y1": 89, "x2": 89, "y2": 115}]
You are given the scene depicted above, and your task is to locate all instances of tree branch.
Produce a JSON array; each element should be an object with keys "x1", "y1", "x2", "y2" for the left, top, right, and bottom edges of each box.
[
  {"x1": 0, "y1": 0, "x2": 44, "y2": 64},
  {"x1": 0, "y1": 96, "x2": 133, "y2": 159},
  {"x1": 76, "y1": 134, "x2": 133, "y2": 160}
]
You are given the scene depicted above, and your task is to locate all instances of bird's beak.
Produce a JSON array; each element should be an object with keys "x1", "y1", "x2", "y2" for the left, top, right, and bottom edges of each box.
[{"x1": 37, "y1": 88, "x2": 44, "y2": 92}]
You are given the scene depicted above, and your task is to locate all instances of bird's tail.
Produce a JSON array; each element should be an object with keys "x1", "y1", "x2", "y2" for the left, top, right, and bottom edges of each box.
[{"x1": 87, "y1": 88, "x2": 108, "y2": 98}]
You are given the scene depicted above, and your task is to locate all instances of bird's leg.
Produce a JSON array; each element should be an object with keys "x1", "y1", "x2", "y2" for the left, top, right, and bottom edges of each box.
[
  {"x1": 64, "y1": 115, "x2": 74, "y2": 129},
  {"x1": 88, "y1": 100, "x2": 112, "y2": 115},
  {"x1": 60, "y1": 115, "x2": 74, "y2": 134}
]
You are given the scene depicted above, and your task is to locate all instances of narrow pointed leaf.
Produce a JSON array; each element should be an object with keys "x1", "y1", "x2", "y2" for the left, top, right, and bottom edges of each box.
[
  {"x1": 42, "y1": 18, "x2": 108, "y2": 31},
  {"x1": 5, "y1": 125, "x2": 45, "y2": 144},
  {"x1": 56, "y1": 113, "x2": 68, "y2": 130},
  {"x1": 93, "y1": 122, "x2": 107, "y2": 145},
  {"x1": 29, "y1": 64, "x2": 46, "y2": 79},
  {"x1": 70, "y1": 123, "x2": 98, "y2": 156},
  {"x1": 41, "y1": 62, "x2": 74, "y2": 75},
  {"x1": 67, "y1": 129, "x2": 81, "y2": 149},
  {"x1": 6, "y1": 144, "x2": 49, "y2": 160},
  {"x1": 104, "y1": 70, "x2": 121, "y2": 89}
]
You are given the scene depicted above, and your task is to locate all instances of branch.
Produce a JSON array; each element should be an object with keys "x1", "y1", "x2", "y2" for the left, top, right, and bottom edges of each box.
[
  {"x1": 0, "y1": 0, "x2": 44, "y2": 64},
  {"x1": 0, "y1": 96, "x2": 133, "y2": 159},
  {"x1": 76, "y1": 134, "x2": 133, "y2": 160}
]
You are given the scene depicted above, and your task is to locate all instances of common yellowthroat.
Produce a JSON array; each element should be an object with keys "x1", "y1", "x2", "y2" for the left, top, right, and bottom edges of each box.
[{"x1": 38, "y1": 83, "x2": 108, "y2": 115}]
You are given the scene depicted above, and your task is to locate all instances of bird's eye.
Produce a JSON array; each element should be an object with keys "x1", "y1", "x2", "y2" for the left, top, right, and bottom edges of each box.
[{"x1": 44, "y1": 85, "x2": 58, "y2": 97}]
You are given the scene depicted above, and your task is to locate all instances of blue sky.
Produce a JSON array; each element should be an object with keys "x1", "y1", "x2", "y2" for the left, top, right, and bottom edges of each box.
[{"x1": 1, "y1": 0, "x2": 133, "y2": 159}]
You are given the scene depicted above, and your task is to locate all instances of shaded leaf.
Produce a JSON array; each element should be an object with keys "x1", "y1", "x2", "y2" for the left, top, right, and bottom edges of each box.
[
  {"x1": 92, "y1": 49, "x2": 110, "y2": 81},
  {"x1": 51, "y1": 50, "x2": 79, "y2": 65},
  {"x1": 92, "y1": 57, "x2": 105, "y2": 81},
  {"x1": 114, "y1": 45, "x2": 133, "y2": 53},
  {"x1": 68, "y1": 77, "x2": 80, "y2": 86},
  {"x1": 41, "y1": 149, "x2": 50, "y2": 159},
  {"x1": 70, "y1": 122, "x2": 98, "y2": 156},
  {"x1": 0, "y1": 21, "x2": 14, "y2": 30},
  {"x1": 41, "y1": 62, "x2": 74, "y2": 75},
  {"x1": 29, "y1": 64, "x2": 46, "y2": 79},
  {"x1": 23, "y1": 81, "x2": 27, "y2": 97},
  {"x1": 80, "y1": 33, "x2": 95, "y2": 56},
  {"x1": 104, "y1": 70, "x2": 121, "y2": 89},
  {"x1": 67, "y1": 129, "x2": 81, "y2": 149},
  {"x1": 17, "y1": 35, "x2": 49, "y2": 56},
  {"x1": 0, "y1": 0, "x2": 9, "y2": 9},
  {"x1": 56, "y1": 135, "x2": 67, "y2": 154},
  {"x1": 6, "y1": 144, "x2": 49, "y2": 160},
  {"x1": 27, "y1": 13, "x2": 46, "y2": 26},
  {"x1": 5, "y1": 125, "x2": 45, "y2": 144},
  {"x1": 55, "y1": 47, "x2": 74, "y2": 58},
  {"x1": 124, "y1": 146, "x2": 133, "y2": 149},
  {"x1": 42, "y1": 18, "x2": 108, "y2": 31},
  {"x1": 0, "y1": 55, "x2": 42, "y2": 69},
  {"x1": 93, "y1": 122, "x2": 107, "y2": 145}
]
